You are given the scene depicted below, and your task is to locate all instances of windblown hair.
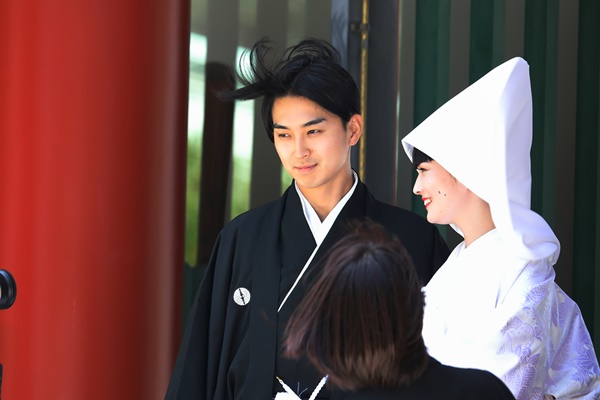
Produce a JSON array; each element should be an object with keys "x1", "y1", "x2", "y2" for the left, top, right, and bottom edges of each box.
[
  {"x1": 284, "y1": 220, "x2": 428, "y2": 392},
  {"x1": 219, "y1": 38, "x2": 360, "y2": 142},
  {"x1": 411, "y1": 147, "x2": 434, "y2": 169}
]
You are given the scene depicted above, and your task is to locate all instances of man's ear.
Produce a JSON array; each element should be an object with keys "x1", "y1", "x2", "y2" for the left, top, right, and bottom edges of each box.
[{"x1": 347, "y1": 114, "x2": 363, "y2": 146}]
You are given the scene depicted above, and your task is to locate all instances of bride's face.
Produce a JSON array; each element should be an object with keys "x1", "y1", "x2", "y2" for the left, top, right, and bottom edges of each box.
[{"x1": 412, "y1": 160, "x2": 471, "y2": 225}]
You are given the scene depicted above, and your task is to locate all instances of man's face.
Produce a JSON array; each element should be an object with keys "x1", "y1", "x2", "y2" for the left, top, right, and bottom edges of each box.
[{"x1": 272, "y1": 96, "x2": 361, "y2": 197}]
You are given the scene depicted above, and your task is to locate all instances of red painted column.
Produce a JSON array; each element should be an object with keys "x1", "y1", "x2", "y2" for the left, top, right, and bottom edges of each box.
[{"x1": 0, "y1": 1, "x2": 189, "y2": 399}]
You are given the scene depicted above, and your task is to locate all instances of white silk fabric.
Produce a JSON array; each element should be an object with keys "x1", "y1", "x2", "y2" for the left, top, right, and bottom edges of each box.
[{"x1": 422, "y1": 229, "x2": 599, "y2": 399}]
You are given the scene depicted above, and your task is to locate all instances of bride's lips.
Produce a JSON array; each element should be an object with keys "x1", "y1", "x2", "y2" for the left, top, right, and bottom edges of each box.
[{"x1": 422, "y1": 197, "x2": 432, "y2": 209}]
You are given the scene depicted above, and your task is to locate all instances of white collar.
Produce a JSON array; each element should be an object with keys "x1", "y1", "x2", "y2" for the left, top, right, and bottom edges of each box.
[{"x1": 295, "y1": 170, "x2": 358, "y2": 246}]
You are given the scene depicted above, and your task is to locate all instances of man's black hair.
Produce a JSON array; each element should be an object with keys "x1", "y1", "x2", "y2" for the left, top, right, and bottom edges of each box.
[{"x1": 220, "y1": 38, "x2": 360, "y2": 142}]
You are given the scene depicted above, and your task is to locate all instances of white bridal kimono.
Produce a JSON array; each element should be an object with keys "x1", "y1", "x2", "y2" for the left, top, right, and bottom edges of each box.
[
  {"x1": 402, "y1": 57, "x2": 600, "y2": 399},
  {"x1": 422, "y1": 229, "x2": 599, "y2": 399}
]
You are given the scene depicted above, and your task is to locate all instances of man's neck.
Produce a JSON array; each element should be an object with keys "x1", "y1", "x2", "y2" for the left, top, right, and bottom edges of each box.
[{"x1": 297, "y1": 172, "x2": 356, "y2": 221}]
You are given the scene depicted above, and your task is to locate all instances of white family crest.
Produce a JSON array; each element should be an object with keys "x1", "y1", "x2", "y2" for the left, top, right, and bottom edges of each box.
[{"x1": 232, "y1": 287, "x2": 251, "y2": 306}]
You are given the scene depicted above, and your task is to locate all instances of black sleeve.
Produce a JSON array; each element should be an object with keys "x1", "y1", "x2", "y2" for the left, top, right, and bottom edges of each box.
[
  {"x1": 429, "y1": 223, "x2": 450, "y2": 276},
  {"x1": 164, "y1": 234, "x2": 225, "y2": 400},
  {"x1": 386, "y1": 213, "x2": 450, "y2": 285}
]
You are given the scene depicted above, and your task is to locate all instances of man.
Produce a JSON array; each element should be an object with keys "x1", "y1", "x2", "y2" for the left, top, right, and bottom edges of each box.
[{"x1": 165, "y1": 38, "x2": 450, "y2": 400}]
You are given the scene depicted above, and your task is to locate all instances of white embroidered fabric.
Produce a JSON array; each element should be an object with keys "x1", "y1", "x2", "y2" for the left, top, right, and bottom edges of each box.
[{"x1": 422, "y1": 230, "x2": 600, "y2": 400}]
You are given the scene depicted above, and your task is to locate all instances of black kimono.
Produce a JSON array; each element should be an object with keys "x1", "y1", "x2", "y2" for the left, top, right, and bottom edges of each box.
[{"x1": 165, "y1": 181, "x2": 450, "y2": 400}]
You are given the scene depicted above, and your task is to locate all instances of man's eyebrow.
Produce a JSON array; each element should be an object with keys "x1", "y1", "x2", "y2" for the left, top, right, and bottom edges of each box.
[
  {"x1": 303, "y1": 117, "x2": 326, "y2": 127},
  {"x1": 273, "y1": 118, "x2": 327, "y2": 130}
]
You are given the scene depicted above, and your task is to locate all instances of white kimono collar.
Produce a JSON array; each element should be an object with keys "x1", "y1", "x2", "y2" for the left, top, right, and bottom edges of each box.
[{"x1": 295, "y1": 170, "x2": 358, "y2": 246}]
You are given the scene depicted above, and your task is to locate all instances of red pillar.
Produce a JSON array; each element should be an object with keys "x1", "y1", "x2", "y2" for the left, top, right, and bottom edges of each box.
[{"x1": 0, "y1": 1, "x2": 189, "y2": 398}]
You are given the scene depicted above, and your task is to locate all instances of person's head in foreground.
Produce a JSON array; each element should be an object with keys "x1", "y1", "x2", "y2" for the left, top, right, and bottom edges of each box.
[
  {"x1": 402, "y1": 57, "x2": 559, "y2": 261},
  {"x1": 284, "y1": 220, "x2": 428, "y2": 391}
]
